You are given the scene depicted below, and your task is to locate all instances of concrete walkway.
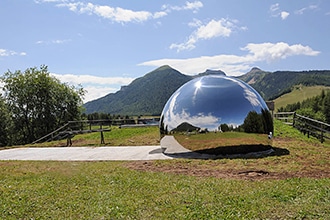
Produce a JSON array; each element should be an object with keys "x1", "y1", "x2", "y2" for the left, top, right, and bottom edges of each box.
[
  {"x1": 0, "y1": 146, "x2": 172, "y2": 161},
  {"x1": 0, "y1": 136, "x2": 198, "y2": 161}
]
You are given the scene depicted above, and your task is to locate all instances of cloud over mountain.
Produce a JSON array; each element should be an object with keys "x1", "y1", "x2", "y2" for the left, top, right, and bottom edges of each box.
[{"x1": 140, "y1": 42, "x2": 320, "y2": 76}]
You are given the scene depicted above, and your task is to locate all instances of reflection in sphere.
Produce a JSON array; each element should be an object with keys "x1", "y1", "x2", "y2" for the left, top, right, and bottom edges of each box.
[{"x1": 160, "y1": 75, "x2": 273, "y2": 157}]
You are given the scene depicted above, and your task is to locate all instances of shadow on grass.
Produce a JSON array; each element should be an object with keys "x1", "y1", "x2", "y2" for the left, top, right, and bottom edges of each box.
[{"x1": 165, "y1": 145, "x2": 290, "y2": 160}]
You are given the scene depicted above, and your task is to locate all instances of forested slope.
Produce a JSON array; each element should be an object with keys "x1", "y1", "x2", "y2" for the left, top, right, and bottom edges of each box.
[{"x1": 84, "y1": 65, "x2": 192, "y2": 115}]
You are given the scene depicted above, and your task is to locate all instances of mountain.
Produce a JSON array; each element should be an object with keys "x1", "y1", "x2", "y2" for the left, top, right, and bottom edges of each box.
[
  {"x1": 196, "y1": 69, "x2": 226, "y2": 77},
  {"x1": 239, "y1": 69, "x2": 330, "y2": 100},
  {"x1": 84, "y1": 65, "x2": 330, "y2": 116},
  {"x1": 172, "y1": 122, "x2": 200, "y2": 132},
  {"x1": 84, "y1": 65, "x2": 192, "y2": 115},
  {"x1": 237, "y1": 67, "x2": 269, "y2": 84}
]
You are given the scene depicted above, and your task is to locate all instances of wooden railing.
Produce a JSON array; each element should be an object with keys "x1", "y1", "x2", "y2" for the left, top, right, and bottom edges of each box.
[
  {"x1": 32, "y1": 118, "x2": 160, "y2": 144},
  {"x1": 31, "y1": 120, "x2": 112, "y2": 144},
  {"x1": 274, "y1": 112, "x2": 330, "y2": 143},
  {"x1": 274, "y1": 112, "x2": 295, "y2": 125}
]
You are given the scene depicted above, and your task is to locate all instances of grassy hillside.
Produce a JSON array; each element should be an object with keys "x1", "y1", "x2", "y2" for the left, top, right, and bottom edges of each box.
[
  {"x1": 274, "y1": 85, "x2": 330, "y2": 111},
  {"x1": 84, "y1": 66, "x2": 330, "y2": 115},
  {"x1": 84, "y1": 65, "x2": 192, "y2": 115},
  {"x1": 239, "y1": 70, "x2": 330, "y2": 101},
  {"x1": 0, "y1": 121, "x2": 329, "y2": 219}
]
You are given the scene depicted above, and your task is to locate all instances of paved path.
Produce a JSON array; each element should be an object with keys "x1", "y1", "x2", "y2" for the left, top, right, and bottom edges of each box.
[
  {"x1": 0, "y1": 136, "x2": 216, "y2": 161},
  {"x1": 0, "y1": 146, "x2": 172, "y2": 161}
]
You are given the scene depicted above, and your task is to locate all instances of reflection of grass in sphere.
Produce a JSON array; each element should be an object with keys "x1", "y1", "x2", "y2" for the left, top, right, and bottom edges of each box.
[{"x1": 174, "y1": 132, "x2": 271, "y2": 153}]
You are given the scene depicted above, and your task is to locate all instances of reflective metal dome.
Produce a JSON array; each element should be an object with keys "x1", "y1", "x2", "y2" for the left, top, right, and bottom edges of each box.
[{"x1": 160, "y1": 75, "x2": 273, "y2": 157}]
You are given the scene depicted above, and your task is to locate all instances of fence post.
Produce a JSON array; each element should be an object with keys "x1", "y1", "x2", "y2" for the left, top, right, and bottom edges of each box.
[
  {"x1": 320, "y1": 124, "x2": 324, "y2": 143},
  {"x1": 100, "y1": 131, "x2": 105, "y2": 144},
  {"x1": 292, "y1": 112, "x2": 296, "y2": 128}
]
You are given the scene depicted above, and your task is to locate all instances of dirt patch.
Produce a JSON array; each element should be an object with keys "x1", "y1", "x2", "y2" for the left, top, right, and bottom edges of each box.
[{"x1": 125, "y1": 161, "x2": 330, "y2": 180}]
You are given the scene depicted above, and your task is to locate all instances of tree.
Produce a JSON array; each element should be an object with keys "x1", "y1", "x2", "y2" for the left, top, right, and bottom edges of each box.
[
  {"x1": 0, "y1": 95, "x2": 13, "y2": 146},
  {"x1": 323, "y1": 91, "x2": 330, "y2": 123},
  {"x1": 243, "y1": 111, "x2": 264, "y2": 134},
  {"x1": 219, "y1": 123, "x2": 230, "y2": 132},
  {"x1": 1, "y1": 65, "x2": 85, "y2": 144}
]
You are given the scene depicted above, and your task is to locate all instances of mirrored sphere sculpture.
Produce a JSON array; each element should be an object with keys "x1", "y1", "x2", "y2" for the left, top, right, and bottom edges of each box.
[{"x1": 160, "y1": 75, "x2": 273, "y2": 157}]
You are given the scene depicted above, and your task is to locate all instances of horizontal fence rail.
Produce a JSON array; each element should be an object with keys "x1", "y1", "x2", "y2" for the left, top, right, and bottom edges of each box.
[
  {"x1": 32, "y1": 118, "x2": 160, "y2": 145},
  {"x1": 274, "y1": 112, "x2": 330, "y2": 143},
  {"x1": 274, "y1": 112, "x2": 295, "y2": 125},
  {"x1": 293, "y1": 113, "x2": 330, "y2": 143}
]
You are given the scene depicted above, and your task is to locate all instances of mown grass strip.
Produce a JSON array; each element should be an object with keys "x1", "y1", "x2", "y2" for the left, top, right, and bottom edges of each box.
[{"x1": 0, "y1": 161, "x2": 329, "y2": 219}]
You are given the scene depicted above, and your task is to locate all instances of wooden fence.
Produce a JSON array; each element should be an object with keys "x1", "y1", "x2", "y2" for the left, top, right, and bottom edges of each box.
[
  {"x1": 274, "y1": 112, "x2": 330, "y2": 143},
  {"x1": 32, "y1": 118, "x2": 159, "y2": 145}
]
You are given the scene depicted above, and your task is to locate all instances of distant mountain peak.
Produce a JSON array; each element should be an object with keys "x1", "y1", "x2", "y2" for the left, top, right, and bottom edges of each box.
[
  {"x1": 197, "y1": 69, "x2": 226, "y2": 77},
  {"x1": 248, "y1": 67, "x2": 263, "y2": 73},
  {"x1": 238, "y1": 67, "x2": 268, "y2": 85},
  {"x1": 154, "y1": 65, "x2": 173, "y2": 71},
  {"x1": 144, "y1": 65, "x2": 180, "y2": 78},
  {"x1": 84, "y1": 65, "x2": 192, "y2": 115}
]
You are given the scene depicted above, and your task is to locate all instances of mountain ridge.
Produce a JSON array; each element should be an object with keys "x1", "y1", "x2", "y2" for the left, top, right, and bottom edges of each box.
[
  {"x1": 84, "y1": 65, "x2": 192, "y2": 115},
  {"x1": 84, "y1": 66, "x2": 330, "y2": 115}
]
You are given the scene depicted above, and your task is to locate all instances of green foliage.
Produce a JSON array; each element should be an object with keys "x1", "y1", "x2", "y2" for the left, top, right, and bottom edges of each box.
[
  {"x1": 278, "y1": 90, "x2": 330, "y2": 123},
  {"x1": 242, "y1": 109, "x2": 273, "y2": 134},
  {"x1": 1, "y1": 65, "x2": 85, "y2": 144},
  {"x1": 243, "y1": 111, "x2": 264, "y2": 133},
  {"x1": 0, "y1": 95, "x2": 13, "y2": 146},
  {"x1": 296, "y1": 108, "x2": 326, "y2": 122}
]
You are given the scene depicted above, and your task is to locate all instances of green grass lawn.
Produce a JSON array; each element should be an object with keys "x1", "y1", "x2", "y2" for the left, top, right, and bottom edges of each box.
[
  {"x1": 174, "y1": 131, "x2": 271, "y2": 152},
  {"x1": 0, "y1": 120, "x2": 329, "y2": 219},
  {"x1": 21, "y1": 126, "x2": 161, "y2": 148}
]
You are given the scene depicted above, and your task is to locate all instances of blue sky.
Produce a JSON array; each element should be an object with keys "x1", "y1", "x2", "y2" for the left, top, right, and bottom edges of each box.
[{"x1": 1, "y1": 0, "x2": 329, "y2": 102}]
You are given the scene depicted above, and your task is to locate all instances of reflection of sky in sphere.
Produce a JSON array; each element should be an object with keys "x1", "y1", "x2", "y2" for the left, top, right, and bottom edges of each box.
[{"x1": 161, "y1": 75, "x2": 268, "y2": 131}]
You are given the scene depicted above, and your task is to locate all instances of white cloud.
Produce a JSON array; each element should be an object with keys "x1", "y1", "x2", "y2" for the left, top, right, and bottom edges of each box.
[
  {"x1": 270, "y1": 3, "x2": 280, "y2": 13},
  {"x1": 36, "y1": 39, "x2": 71, "y2": 45},
  {"x1": 281, "y1": 11, "x2": 290, "y2": 20},
  {"x1": 37, "y1": 1, "x2": 202, "y2": 23},
  {"x1": 188, "y1": 18, "x2": 202, "y2": 27},
  {"x1": 295, "y1": 4, "x2": 319, "y2": 15},
  {"x1": 270, "y1": 3, "x2": 290, "y2": 20},
  {"x1": 164, "y1": 91, "x2": 220, "y2": 131},
  {"x1": 82, "y1": 86, "x2": 117, "y2": 102},
  {"x1": 196, "y1": 19, "x2": 233, "y2": 39},
  {"x1": 51, "y1": 73, "x2": 135, "y2": 102},
  {"x1": 153, "y1": 11, "x2": 167, "y2": 19},
  {"x1": 140, "y1": 42, "x2": 320, "y2": 76},
  {"x1": 162, "y1": 1, "x2": 203, "y2": 13},
  {"x1": 51, "y1": 73, "x2": 134, "y2": 85},
  {"x1": 34, "y1": 0, "x2": 65, "y2": 3},
  {"x1": 56, "y1": 2, "x2": 153, "y2": 23},
  {"x1": 241, "y1": 42, "x2": 320, "y2": 62},
  {"x1": 0, "y1": 49, "x2": 27, "y2": 56},
  {"x1": 170, "y1": 18, "x2": 238, "y2": 52}
]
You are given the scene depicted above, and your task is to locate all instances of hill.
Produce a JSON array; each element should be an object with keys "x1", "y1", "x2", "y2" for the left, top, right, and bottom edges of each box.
[
  {"x1": 239, "y1": 69, "x2": 330, "y2": 100},
  {"x1": 84, "y1": 65, "x2": 192, "y2": 115},
  {"x1": 274, "y1": 85, "x2": 330, "y2": 111},
  {"x1": 237, "y1": 67, "x2": 270, "y2": 84},
  {"x1": 84, "y1": 66, "x2": 330, "y2": 116}
]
